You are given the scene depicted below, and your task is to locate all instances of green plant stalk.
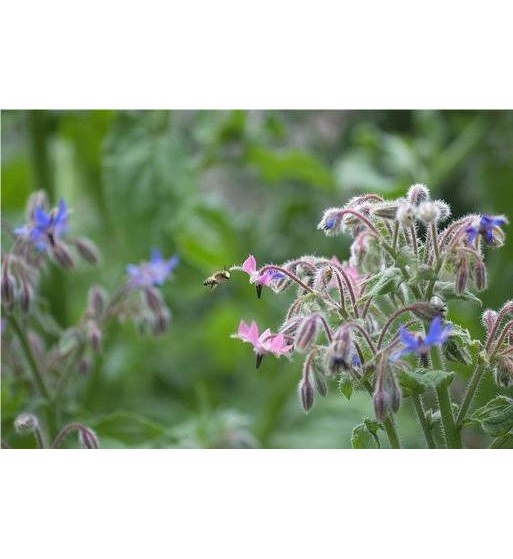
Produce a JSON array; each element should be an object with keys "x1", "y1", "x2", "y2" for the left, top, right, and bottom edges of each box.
[
  {"x1": 8, "y1": 314, "x2": 57, "y2": 438},
  {"x1": 383, "y1": 415, "x2": 401, "y2": 449},
  {"x1": 412, "y1": 394, "x2": 436, "y2": 448},
  {"x1": 362, "y1": 378, "x2": 401, "y2": 448},
  {"x1": 431, "y1": 346, "x2": 460, "y2": 448},
  {"x1": 455, "y1": 365, "x2": 484, "y2": 427}
]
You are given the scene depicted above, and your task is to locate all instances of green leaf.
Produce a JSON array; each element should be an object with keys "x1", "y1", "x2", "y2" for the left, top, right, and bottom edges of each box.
[
  {"x1": 247, "y1": 146, "x2": 335, "y2": 190},
  {"x1": 470, "y1": 396, "x2": 513, "y2": 437},
  {"x1": 339, "y1": 375, "x2": 353, "y2": 400},
  {"x1": 89, "y1": 410, "x2": 174, "y2": 447},
  {"x1": 351, "y1": 419, "x2": 381, "y2": 449},
  {"x1": 399, "y1": 368, "x2": 455, "y2": 396},
  {"x1": 442, "y1": 325, "x2": 476, "y2": 365},
  {"x1": 360, "y1": 267, "x2": 403, "y2": 301},
  {"x1": 436, "y1": 282, "x2": 483, "y2": 305},
  {"x1": 490, "y1": 434, "x2": 513, "y2": 449}
]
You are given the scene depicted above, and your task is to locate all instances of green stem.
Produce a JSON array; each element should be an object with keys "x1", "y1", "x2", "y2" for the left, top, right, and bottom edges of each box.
[
  {"x1": 381, "y1": 241, "x2": 423, "y2": 299},
  {"x1": 412, "y1": 394, "x2": 436, "y2": 448},
  {"x1": 383, "y1": 415, "x2": 401, "y2": 449},
  {"x1": 431, "y1": 347, "x2": 460, "y2": 448},
  {"x1": 8, "y1": 315, "x2": 51, "y2": 401},
  {"x1": 455, "y1": 365, "x2": 484, "y2": 427}
]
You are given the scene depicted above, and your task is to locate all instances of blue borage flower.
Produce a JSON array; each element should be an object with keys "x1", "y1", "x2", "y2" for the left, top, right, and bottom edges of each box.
[
  {"x1": 15, "y1": 198, "x2": 68, "y2": 250},
  {"x1": 393, "y1": 316, "x2": 452, "y2": 360},
  {"x1": 466, "y1": 215, "x2": 507, "y2": 245},
  {"x1": 126, "y1": 249, "x2": 179, "y2": 288}
]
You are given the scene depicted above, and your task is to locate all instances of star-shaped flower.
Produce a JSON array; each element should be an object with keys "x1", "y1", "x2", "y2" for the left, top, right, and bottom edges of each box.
[
  {"x1": 393, "y1": 316, "x2": 452, "y2": 360},
  {"x1": 466, "y1": 215, "x2": 507, "y2": 245},
  {"x1": 126, "y1": 249, "x2": 179, "y2": 288},
  {"x1": 15, "y1": 198, "x2": 69, "y2": 250},
  {"x1": 232, "y1": 320, "x2": 292, "y2": 367},
  {"x1": 240, "y1": 255, "x2": 284, "y2": 297}
]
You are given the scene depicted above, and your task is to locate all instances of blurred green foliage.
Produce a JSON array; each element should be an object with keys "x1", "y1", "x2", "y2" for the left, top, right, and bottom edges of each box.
[{"x1": 2, "y1": 110, "x2": 513, "y2": 448}]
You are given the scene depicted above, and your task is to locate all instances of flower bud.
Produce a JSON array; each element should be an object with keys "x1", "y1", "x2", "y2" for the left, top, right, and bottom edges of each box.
[
  {"x1": 474, "y1": 259, "x2": 487, "y2": 291},
  {"x1": 144, "y1": 287, "x2": 165, "y2": 315},
  {"x1": 86, "y1": 320, "x2": 102, "y2": 353},
  {"x1": 407, "y1": 183, "x2": 430, "y2": 206},
  {"x1": 481, "y1": 309, "x2": 498, "y2": 333},
  {"x1": 396, "y1": 201, "x2": 415, "y2": 226},
  {"x1": 14, "y1": 413, "x2": 39, "y2": 434},
  {"x1": 77, "y1": 357, "x2": 91, "y2": 375},
  {"x1": 373, "y1": 390, "x2": 391, "y2": 422},
  {"x1": 279, "y1": 317, "x2": 303, "y2": 337},
  {"x1": 326, "y1": 326, "x2": 353, "y2": 375},
  {"x1": 78, "y1": 426, "x2": 100, "y2": 449},
  {"x1": 299, "y1": 377, "x2": 315, "y2": 412},
  {"x1": 317, "y1": 207, "x2": 343, "y2": 236},
  {"x1": 311, "y1": 364, "x2": 328, "y2": 397},
  {"x1": 1, "y1": 258, "x2": 15, "y2": 306},
  {"x1": 294, "y1": 315, "x2": 319, "y2": 353},
  {"x1": 313, "y1": 266, "x2": 333, "y2": 291},
  {"x1": 493, "y1": 356, "x2": 513, "y2": 387},
  {"x1": 52, "y1": 241, "x2": 75, "y2": 270},
  {"x1": 74, "y1": 237, "x2": 101, "y2": 265},
  {"x1": 387, "y1": 372, "x2": 402, "y2": 413},
  {"x1": 443, "y1": 336, "x2": 472, "y2": 365},
  {"x1": 371, "y1": 202, "x2": 400, "y2": 220},
  {"x1": 434, "y1": 200, "x2": 451, "y2": 221},
  {"x1": 410, "y1": 302, "x2": 444, "y2": 321},
  {"x1": 20, "y1": 280, "x2": 33, "y2": 314},
  {"x1": 455, "y1": 257, "x2": 468, "y2": 295},
  {"x1": 416, "y1": 201, "x2": 441, "y2": 224},
  {"x1": 151, "y1": 308, "x2": 171, "y2": 336},
  {"x1": 87, "y1": 285, "x2": 107, "y2": 318}
]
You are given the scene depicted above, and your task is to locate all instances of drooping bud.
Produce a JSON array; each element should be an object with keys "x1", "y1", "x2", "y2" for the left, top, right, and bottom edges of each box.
[
  {"x1": 387, "y1": 371, "x2": 402, "y2": 413},
  {"x1": 416, "y1": 201, "x2": 441, "y2": 224},
  {"x1": 151, "y1": 308, "x2": 171, "y2": 336},
  {"x1": 279, "y1": 317, "x2": 303, "y2": 337},
  {"x1": 371, "y1": 202, "x2": 400, "y2": 220},
  {"x1": 350, "y1": 232, "x2": 370, "y2": 266},
  {"x1": 373, "y1": 390, "x2": 392, "y2": 422},
  {"x1": 317, "y1": 207, "x2": 343, "y2": 236},
  {"x1": 481, "y1": 309, "x2": 498, "y2": 333},
  {"x1": 78, "y1": 426, "x2": 100, "y2": 449},
  {"x1": 14, "y1": 413, "x2": 39, "y2": 434},
  {"x1": 407, "y1": 183, "x2": 430, "y2": 206},
  {"x1": 294, "y1": 314, "x2": 320, "y2": 353},
  {"x1": 1, "y1": 257, "x2": 15, "y2": 307},
  {"x1": 313, "y1": 266, "x2": 333, "y2": 291},
  {"x1": 474, "y1": 259, "x2": 487, "y2": 291},
  {"x1": 77, "y1": 357, "x2": 91, "y2": 375},
  {"x1": 86, "y1": 320, "x2": 102, "y2": 353},
  {"x1": 299, "y1": 376, "x2": 315, "y2": 412},
  {"x1": 455, "y1": 257, "x2": 469, "y2": 295},
  {"x1": 410, "y1": 302, "x2": 444, "y2": 321},
  {"x1": 87, "y1": 285, "x2": 107, "y2": 318},
  {"x1": 326, "y1": 325, "x2": 353, "y2": 376},
  {"x1": 73, "y1": 237, "x2": 101, "y2": 265},
  {"x1": 144, "y1": 287, "x2": 166, "y2": 315},
  {"x1": 51, "y1": 241, "x2": 75, "y2": 269},
  {"x1": 443, "y1": 336, "x2": 472, "y2": 365},
  {"x1": 434, "y1": 200, "x2": 451, "y2": 221},
  {"x1": 396, "y1": 200, "x2": 415, "y2": 226},
  {"x1": 493, "y1": 356, "x2": 513, "y2": 387},
  {"x1": 20, "y1": 280, "x2": 33, "y2": 314}
]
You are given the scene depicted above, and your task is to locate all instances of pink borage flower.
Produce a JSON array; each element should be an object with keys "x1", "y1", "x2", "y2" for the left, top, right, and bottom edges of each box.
[
  {"x1": 240, "y1": 254, "x2": 285, "y2": 298},
  {"x1": 232, "y1": 320, "x2": 292, "y2": 368}
]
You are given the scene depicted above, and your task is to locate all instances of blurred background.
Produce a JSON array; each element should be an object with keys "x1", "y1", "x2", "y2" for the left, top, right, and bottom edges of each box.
[{"x1": 2, "y1": 110, "x2": 513, "y2": 448}]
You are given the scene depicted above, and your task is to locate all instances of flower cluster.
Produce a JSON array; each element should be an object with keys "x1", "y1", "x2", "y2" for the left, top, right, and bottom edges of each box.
[
  {"x1": 227, "y1": 183, "x2": 511, "y2": 448},
  {"x1": 1, "y1": 190, "x2": 178, "y2": 449}
]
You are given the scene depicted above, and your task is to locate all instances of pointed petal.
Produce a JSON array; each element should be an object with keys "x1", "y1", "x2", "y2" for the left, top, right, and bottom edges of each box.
[
  {"x1": 34, "y1": 207, "x2": 50, "y2": 227},
  {"x1": 242, "y1": 255, "x2": 257, "y2": 274},
  {"x1": 248, "y1": 321, "x2": 260, "y2": 344},
  {"x1": 150, "y1": 248, "x2": 163, "y2": 264},
  {"x1": 399, "y1": 327, "x2": 419, "y2": 349},
  {"x1": 425, "y1": 316, "x2": 442, "y2": 345}
]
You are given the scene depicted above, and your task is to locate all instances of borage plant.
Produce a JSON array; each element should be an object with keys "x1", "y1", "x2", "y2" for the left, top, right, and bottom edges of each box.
[
  {"x1": 228, "y1": 184, "x2": 513, "y2": 448},
  {"x1": 1, "y1": 191, "x2": 178, "y2": 449}
]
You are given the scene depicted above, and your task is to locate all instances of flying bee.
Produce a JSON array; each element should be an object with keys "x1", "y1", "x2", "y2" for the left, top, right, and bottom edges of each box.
[{"x1": 203, "y1": 268, "x2": 231, "y2": 290}]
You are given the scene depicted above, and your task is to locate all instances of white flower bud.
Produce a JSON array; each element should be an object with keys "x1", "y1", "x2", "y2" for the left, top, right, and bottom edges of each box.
[{"x1": 416, "y1": 201, "x2": 441, "y2": 224}]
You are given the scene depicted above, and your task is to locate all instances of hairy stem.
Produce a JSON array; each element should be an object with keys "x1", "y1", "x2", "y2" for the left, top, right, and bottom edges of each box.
[
  {"x1": 412, "y1": 394, "x2": 436, "y2": 448},
  {"x1": 383, "y1": 415, "x2": 401, "y2": 449},
  {"x1": 455, "y1": 365, "x2": 484, "y2": 427}
]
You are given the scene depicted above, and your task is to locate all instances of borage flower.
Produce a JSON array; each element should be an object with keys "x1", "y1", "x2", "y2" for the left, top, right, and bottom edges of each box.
[
  {"x1": 393, "y1": 316, "x2": 452, "y2": 361},
  {"x1": 15, "y1": 198, "x2": 69, "y2": 250},
  {"x1": 126, "y1": 249, "x2": 179, "y2": 288},
  {"x1": 466, "y1": 215, "x2": 508, "y2": 245},
  {"x1": 241, "y1": 255, "x2": 284, "y2": 298},
  {"x1": 232, "y1": 320, "x2": 292, "y2": 368}
]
